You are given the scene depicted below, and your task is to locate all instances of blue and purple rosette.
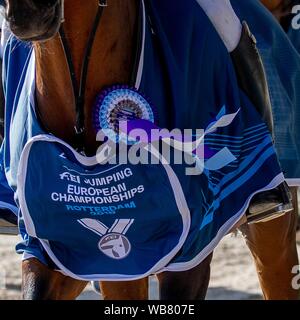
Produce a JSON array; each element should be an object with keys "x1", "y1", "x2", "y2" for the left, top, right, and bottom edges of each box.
[{"x1": 92, "y1": 85, "x2": 156, "y2": 144}]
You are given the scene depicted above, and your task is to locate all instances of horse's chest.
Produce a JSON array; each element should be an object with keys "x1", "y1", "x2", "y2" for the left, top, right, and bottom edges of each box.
[{"x1": 35, "y1": 35, "x2": 136, "y2": 155}]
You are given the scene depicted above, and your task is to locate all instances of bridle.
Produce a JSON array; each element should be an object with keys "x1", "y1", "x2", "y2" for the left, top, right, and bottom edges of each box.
[{"x1": 58, "y1": 0, "x2": 108, "y2": 152}]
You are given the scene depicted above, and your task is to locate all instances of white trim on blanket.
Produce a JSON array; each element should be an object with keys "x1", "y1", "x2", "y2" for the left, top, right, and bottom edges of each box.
[
  {"x1": 17, "y1": 139, "x2": 37, "y2": 237},
  {"x1": 161, "y1": 173, "x2": 285, "y2": 272},
  {"x1": 22, "y1": 252, "x2": 36, "y2": 261},
  {"x1": 17, "y1": 134, "x2": 191, "y2": 281}
]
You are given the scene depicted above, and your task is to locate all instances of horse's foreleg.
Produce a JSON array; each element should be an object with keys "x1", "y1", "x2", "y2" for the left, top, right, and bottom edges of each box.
[
  {"x1": 240, "y1": 187, "x2": 299, "y2": 300},
  {"x1": 22, "y1": 258, "x2": 88, "y2": 300},
  {"x1": 157, "y1": 253, "x2": 213, "y2": 300},
  {"x1": 100, "y1": 278, "x2": 149, "y2": 300}
]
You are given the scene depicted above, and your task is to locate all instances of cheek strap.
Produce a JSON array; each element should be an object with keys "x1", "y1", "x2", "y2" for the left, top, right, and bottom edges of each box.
[{"x1": 59, "y1": 0, "x2": 108, "y2": 152}]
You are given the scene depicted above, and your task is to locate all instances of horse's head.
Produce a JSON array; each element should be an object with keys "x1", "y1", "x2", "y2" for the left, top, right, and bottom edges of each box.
[{"x1": 5, "y1": 0, "x2": 63, "y2": 41}]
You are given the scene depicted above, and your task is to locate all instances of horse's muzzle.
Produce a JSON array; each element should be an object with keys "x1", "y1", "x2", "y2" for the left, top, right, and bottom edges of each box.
[{"x1": 5, "y1": 0, "x2": 62, "y2": 42}]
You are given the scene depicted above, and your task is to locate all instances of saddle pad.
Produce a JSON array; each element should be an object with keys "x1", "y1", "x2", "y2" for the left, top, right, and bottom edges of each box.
[{"x1": 17, "y1": 135, "x2": 190, "y2": 280}]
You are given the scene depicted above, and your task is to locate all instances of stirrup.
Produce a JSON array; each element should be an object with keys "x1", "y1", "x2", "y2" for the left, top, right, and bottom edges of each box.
[
  {"x1": 246, "y1": 181, "x2": 293, "y2": 224},
  {"x1": 0, "y1": 210, "x2": 18, "y2": 235}
]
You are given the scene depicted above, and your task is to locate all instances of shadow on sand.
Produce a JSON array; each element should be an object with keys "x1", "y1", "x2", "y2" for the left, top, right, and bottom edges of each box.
[{"x1": 77, "y1": 284, "x2": 263, "y2": 300}]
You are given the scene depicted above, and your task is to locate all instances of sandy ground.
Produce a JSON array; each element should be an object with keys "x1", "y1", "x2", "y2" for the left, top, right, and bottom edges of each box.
[{"x1": 0, "y1": 232, "x2": 299, "y2": 300}]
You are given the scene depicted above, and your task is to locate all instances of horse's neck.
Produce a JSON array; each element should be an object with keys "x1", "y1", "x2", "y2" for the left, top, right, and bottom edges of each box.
[{"x1": 34, "y1": 0, "x2": 138, "y2": 153}]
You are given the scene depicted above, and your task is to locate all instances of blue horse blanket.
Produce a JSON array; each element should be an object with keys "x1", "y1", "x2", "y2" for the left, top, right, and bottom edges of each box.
[
  {"x1": 0, "y1": 0, "x2": 287, "y2": 280},
  {"x1": 231, "y1": 0, "x2": 300, "y2": 184}
]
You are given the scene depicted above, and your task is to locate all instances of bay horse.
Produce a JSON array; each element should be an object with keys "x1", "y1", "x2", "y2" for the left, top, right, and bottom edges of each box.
[
  {"x1": 4, "y1": 0, "x2": 214, "y2": 300},
  {"x1": 3, "y1": 0, "x2": 299, "y2": 300}
]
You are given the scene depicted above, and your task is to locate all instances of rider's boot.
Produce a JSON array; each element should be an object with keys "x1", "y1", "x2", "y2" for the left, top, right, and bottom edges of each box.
[{"x1": 230, "y1": 21, "x2": 293, "y2": 224}]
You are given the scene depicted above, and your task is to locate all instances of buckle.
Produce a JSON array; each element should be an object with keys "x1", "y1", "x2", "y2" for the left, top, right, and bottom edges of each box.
[{"x1": 99, "y1": 0, "x2": 108, "y2": 7}]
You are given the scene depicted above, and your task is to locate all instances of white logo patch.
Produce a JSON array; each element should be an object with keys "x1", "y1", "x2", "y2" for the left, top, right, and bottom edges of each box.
[{"x1": 78, "y1": 218, "x2": 134, "y2": 259}]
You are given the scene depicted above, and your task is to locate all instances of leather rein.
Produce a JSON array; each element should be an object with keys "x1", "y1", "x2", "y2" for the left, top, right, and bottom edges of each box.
[{"x1": 58, "y1": 0, "x2": 108, "y2": 152}]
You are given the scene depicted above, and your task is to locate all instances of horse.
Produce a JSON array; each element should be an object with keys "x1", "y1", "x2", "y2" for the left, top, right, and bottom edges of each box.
[
  {"x1": 3, "y1": 0, "x2": 299, "y2": 300},
  {"x1": 3, "y1": 0, "x2": 216, "y2": 300}
]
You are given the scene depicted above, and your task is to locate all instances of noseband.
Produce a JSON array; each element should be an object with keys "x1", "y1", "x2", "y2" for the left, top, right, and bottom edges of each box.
[{"x1": 59, "y1": 0, "x2": 108, "y2": 152}]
